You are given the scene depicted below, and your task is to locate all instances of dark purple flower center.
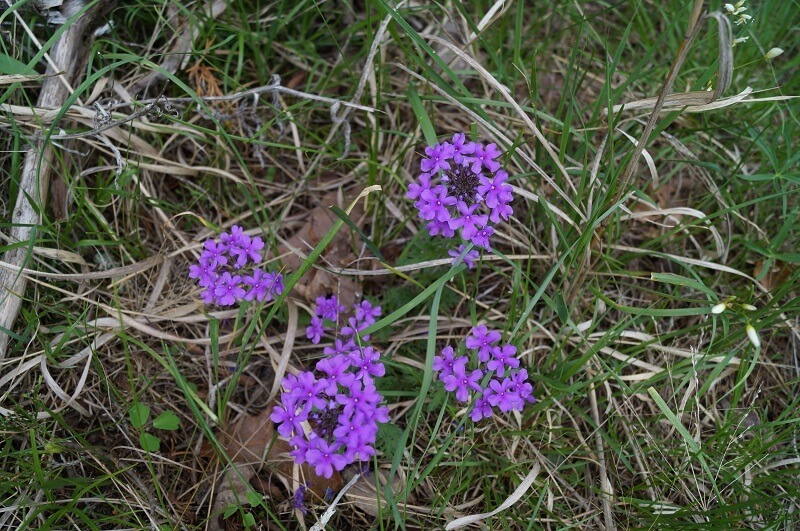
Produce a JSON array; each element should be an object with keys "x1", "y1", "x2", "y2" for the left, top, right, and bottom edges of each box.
[
  {"x1": 445, "y1": 166, "x2": 480, "y2": 205},
  {"x1": 310, "y1": 405, "x2": 343, "y2": 441}
]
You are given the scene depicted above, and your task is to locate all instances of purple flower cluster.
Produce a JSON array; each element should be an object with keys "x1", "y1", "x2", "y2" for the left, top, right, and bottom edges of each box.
[
  {"x1": 434, "y1": 324, "x2": 535, "y2": 422},
  {"x1": 272, "y1": 296, "x2": 389, "y2": 479},
  {"x1": 408, "y1": 133, "x2": 513, "y2": 263},
  {"x1": 189, "y1": 225, "x2": 284, "y2": 306}
]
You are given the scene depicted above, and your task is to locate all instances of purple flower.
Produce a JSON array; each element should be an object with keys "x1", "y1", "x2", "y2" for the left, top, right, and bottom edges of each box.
[
  {"x1": 323, "y1": 338, "x2": 356, "y2": 357},
  {"x1": 470, "y1": 395, "x2": 493, "y2": 422},
  {"x1": 306, "y1": 438, "x2": 348, "y2": 479},
  {"x1": 289, "y1": 371, "x2": 328, "y2": 411},
  {"x1": 426, "y1": 220, "x2": 456, "y2": 238},
  {"x1": 417, "y1": 186, "x2": 457, "y2": 222},
  {"x1": 466, "y1": 325, "x2": 501, "y2": 362},
  {"x1": 344, "y1": 438, "x2": 376, "y2": 463},
  {"x1": 407, "y1": 173, "x2": 433, "y2": 201},
  {"x1": 421, "y1": 142, "x2": 455, "y2": 173},
  {"x1": 485, "y1": 378, "x2": 515, "y2": 412},
  {"x1": 477, "y1": 171, "x2": 513, "y2": 209},
  {"x1": 316, "y1": 355, "x2": 355, "y2": 394},
  {"x1": 511, "y1": 368, "x2": 536, "y2": 405},
  {"x1": 433, "y1": 346, "x2": 468, "y2": 379},
  {"x1": 487, "y1": 343, "x2": 520, "y2": 376},
  {"x1": 471, "y1": 226, "x2": 494, "y2": 251},
  {"x1": 336, "y1": 379, "x2": 382, "y2": 418},
  {"x1": 220, "y1": 225, "x2": 247, "y2": 247},
  {"x1": 289, "y1": 435, "x2": 310, "y2": 465},
  {"x1": 354, "y1": 300, "x2": 382, "y2": 324},
  {"x1": 243, "y1": 268, "x2": 282, "y2": 302},
  {"x1": 470, "y1": 143, "x2": 502, "y2": 174},
  {"x1": 214, "y1": 272, "x2": 245, "y2": 306},
  {"x1": 192, "y1": 227, "x2": 281, "y2": 307},
  {"x1": 222, "y1": 227, "x2": 264, "y2": 269},
  {"x1": 275, "y1": 296, "x2": 391, "y2": 478},
  {"x1": 189, "y1": 262, "x2": 217, "y2": 288},
  {"x1": 333, "y1": 411, "x2": 370, "y2": 449},
  {"x1": 306, "y1": 316, "x2": 326, "y2": 344},
  {"x1": 270, "y1": 400, "x2": 307, "y2": 437},
  {"x1": 489, "y1": 202, "x2": 513, "y2": 224},
  {"x1": 450, "y1": 132, "x2": 476, "y2": 164},
  {"x1": 200, "y1": 287, "x2": 216, "y2": 304},
  {"x1": 442, "y1": 364, "x2": 484, "y2": 402},
  {"x1": 449, "y1": 202, "x2": 488, "y2": 240},
  {"x1": 350, "y1": 346, "x2": 385, "y2": 381},
  {"x1": 201, "y1": 240, "x2": 228, "y2": 269},
  {"x1": 316, "y1": 295, "x2": 345, "y2": 321},
  {"x1": 448, "y1": 245, "x2": 480, "y2": 269},
  {"x1": 341, "y1": 316, "x2": 372, "y2": 339}
]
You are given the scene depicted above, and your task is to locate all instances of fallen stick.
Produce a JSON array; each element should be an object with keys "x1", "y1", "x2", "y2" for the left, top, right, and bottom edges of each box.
[{"x1": 0, "y1": 1, "x2": 111, "y2": 358}]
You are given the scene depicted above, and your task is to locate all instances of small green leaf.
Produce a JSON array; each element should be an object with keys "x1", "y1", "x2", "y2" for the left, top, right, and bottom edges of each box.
[
  {"x1": 128, "y1": 402, "x2": 150, "y2": 429},
  {"x1": 139, "y1": 432, "x2": 161, "y2": 452},
  {"x1": 242, "y1": 512, "x2": 256, "y2": 527},
  {"x1": 152, "y1": 410, "x2": 180, "y2": 431},
  {"x1": 222, "y1": 503, "x2": 237, "y2": 519},
  {"x1": 245, "y1": 490, "x2": 262, "y2": 506}
]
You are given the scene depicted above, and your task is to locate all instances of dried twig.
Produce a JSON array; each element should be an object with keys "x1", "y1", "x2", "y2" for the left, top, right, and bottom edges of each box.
[
  {"x1": 610, "y1": 3, "x2": 733, "y2": 203},
  {"x1": 0, "y1": 1, "x2": 110, "y2": 358}
]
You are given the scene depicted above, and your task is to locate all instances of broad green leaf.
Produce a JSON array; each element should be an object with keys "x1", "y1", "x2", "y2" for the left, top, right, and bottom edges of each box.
[
  {"x1": 128, "y1": 402, "x2": 150, "y2": 429},
  {"x1": 245, "y1": 490, "x2": 262, "y2": 507},
  {"x1": 222, "y1": 504, "x2": 237, "y2": 519},
  {"x1": 152, "y1": 410, "x2": 180, "y2": 431},
  {"x1": 139, "y1": 432, "x2": 160, "y2": 452}
]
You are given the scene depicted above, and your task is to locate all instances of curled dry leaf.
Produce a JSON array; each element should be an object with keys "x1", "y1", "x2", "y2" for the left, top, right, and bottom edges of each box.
[
  {"x1": 209, "y1": 403, "x2": 342, "y2": 531},
  {"x1": 279, "y1": 189, "x2": 364, "y2": 309}
]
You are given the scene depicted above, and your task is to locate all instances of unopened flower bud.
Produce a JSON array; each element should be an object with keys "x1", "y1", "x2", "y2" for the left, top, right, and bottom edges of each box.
[
  {"x1": 741, "y1": 304, "x2": 757, "y2": 311},
  {"x1": 711, "y1": 302, "x2": 727, "y2": 314},
  {"x1": 765, "y1": 48, "x2": 784, "y2": 60},
  {"x1": 746, "y1": 324, "x2": 760, "y2": 348}
]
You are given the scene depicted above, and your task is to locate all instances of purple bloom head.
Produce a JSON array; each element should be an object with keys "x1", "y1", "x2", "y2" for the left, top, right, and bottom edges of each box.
[
  {"x1": 190, "y1": 226, "x2": 283, "y2": 307},
  {"x1": 434, "y1": 325, "x2": 536, "y2": 421},
  {"x1": 411, "y1": 133, "x2": 513, "y2": 256},
  {"x1": 274, "y1": 297, "x2": 390, "y2": 479}
]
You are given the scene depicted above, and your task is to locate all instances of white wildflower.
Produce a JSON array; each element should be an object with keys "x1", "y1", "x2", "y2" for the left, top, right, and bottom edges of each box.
[
  {"x1": 741, "y1": 304, "x2": 757, "y2": 311},
  {"x1": 746, "y1": 324, "x2": 761, "y2": 348},
  {"x1": 725, "y1": 1, "x2": 747, "y2": 15},
  {"x1": 765, "y1": 48, "x2": 784, "y2": 60},
  {"x1": 711, "y1": 302, "x2": 728, "y2": 315},
  {"x1": 733, "y1": 36, "x2": 749, "y2": 46}
]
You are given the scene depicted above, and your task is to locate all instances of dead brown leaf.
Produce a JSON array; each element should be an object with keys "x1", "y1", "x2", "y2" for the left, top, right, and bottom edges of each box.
[
  {"x1": 209, "y1": 404, "x2": 342, "y2": 530},
  {"x1": 754, "y1": 260, "x2": 794, "y2": 292},
  {"x1": 279, "y1": 190, "x2": 363, "y2": 309}
]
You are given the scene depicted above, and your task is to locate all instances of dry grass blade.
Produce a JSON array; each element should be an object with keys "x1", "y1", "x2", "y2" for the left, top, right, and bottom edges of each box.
[
  {"x1": 444, "y1": 463, "x2": 540, "y2": 530},
  {"x1": 610, "y1": 6, "x2": 733, "y2": 201},
  {"x1": 423, "y1": 34, "x2": 585, "y2": 221}
]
